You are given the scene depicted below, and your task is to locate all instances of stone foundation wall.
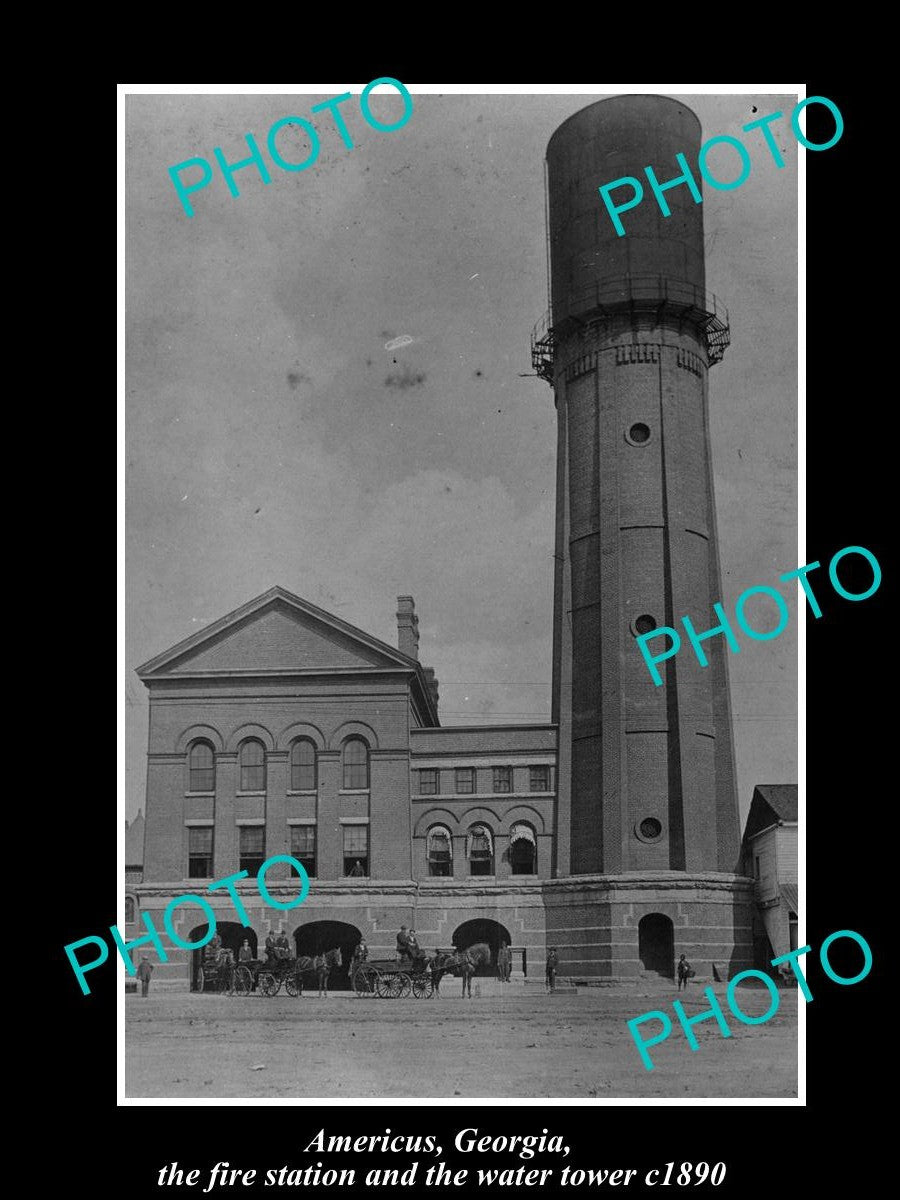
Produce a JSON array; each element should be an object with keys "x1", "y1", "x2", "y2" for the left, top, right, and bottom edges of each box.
[{"x1": 133, "y1": 873, "x2": 753, "y2": 989}]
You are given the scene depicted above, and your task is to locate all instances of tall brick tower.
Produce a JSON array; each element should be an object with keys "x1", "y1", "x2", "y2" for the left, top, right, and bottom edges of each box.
[{"x1": 534, "y1": 95, "x2": 753, "y2": 981}]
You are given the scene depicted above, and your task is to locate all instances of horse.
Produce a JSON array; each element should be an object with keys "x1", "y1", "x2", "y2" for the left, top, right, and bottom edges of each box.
[
  {"x1": 432, "y1": 943, "x2": 492, "y2": 998},
  {"x1": 292, "y1": 946, "x2": 343, "y2": 996}
]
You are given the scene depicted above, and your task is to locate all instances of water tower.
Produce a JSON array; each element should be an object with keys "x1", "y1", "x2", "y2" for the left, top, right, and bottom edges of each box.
[{"x1": 535, "y1": 96, "x2": 752, "y2": 980}]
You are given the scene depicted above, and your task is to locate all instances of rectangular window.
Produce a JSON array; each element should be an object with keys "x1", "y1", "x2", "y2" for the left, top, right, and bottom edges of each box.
[
  {"x1": 428, "y1": 838, "x2": 452, "y2": 877},
  {"x1": 493, "y1": 766, "x2": 512, "y2": 794},
  {"x1": 343, "y1": 825, "x2": 369, "y2": 877},
  {"x1": 529, "y1": 765, "x2": 550, "y2": 792},
  {"x1": 188, "y1": 827, "x2": 213, "y2": 878},
  {"x1": 455, "y1": 767, "x2": 475, "y2": 794},
  {"x1": 290, "y1": 825, "x2": 317, "y2": 879},
  {"x1": 190, "y1": 766, "x2": 214, "y2": 792},
  {"x1": 239, "y1": 826, "x2": 266, "y2": 875},
  {"x1": 419, "y1": 769, "x2": 439, "y2": 795},
  {"x1": 469, "y1": 831, "x2": 493, "y2": 876},
  {"x1": 290, "y1": 742, "x2": 316, "y2": 792}
]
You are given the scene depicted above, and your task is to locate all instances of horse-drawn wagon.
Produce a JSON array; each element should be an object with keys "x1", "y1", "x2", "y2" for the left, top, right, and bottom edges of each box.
[
  {"x1": 196, "y1": 948, "x2": 252, "y2": 995},
  {"x1": 353, "y1": 943, "x2": 491, "y2": 999},
  {"x1": 351, "y1": 953, "x2": 435, "y2": 999},
  {"x1": 249, "y1": 946, "x2": 343, "y2": 997}
]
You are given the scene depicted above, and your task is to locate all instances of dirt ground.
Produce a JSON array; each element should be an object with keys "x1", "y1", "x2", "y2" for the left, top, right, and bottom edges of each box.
[{"x1": 125, "y1": 982, "x2": 799, "y2": 1099}]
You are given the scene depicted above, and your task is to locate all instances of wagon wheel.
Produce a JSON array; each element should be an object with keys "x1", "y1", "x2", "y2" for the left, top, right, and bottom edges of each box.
[
  {"x1": 412, "y1": 975, "x2": 434, "y2": 999},
  {"x1": 258, "y1": 972, "x2": 280, "y2": 997},
  {"x1": 397, "y1": 973, "x2": 412, "y2": 998},
  {"x1": 375, "y1": 972, "x2": 397, "y2": 999},
  {"x1": 284, "y1": 972, "x2": 301, "y2": 998},
  {"x1": 233, "y1": 966, "x2": 252, "y2": 996},
  {"x1": 377, "y1": 972, "x2": 403, "y2": 999},
  {"x1": 196, "y1": 966, "x2": 205, "y2": 993},
  {"x1": 354, "y1": 964, "x2": 379, "y2": 997}
]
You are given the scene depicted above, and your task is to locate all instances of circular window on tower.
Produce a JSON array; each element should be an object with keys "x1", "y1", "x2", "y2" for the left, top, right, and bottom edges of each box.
[
  {"x1": 631, "y1": 614, "x2": 658, "y2": 637},
  {"x1": 635, "y1": 817, "x2": 663, "y2": 843},
  {"x1": 625, "y1": 422, "x2": 652, "y2": 446}
]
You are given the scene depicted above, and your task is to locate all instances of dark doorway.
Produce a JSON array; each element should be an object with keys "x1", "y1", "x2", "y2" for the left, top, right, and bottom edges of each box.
[
  {"x1": 638, "y1": 913, "x2": 674, "y2": 979},
  {"x1": 190, "y1": 922, "x2": 257, "y2": 991},
  {"x1": 294, "y1": 921, "x2": 362, "y2": 991},
  {"x1": 452, "y1": 918, "x2": 512, "y2": 976}
]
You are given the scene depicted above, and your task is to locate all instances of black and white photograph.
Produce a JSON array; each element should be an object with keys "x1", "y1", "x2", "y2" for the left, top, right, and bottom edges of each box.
[{"x1": 120, "y1": 84, "x2": 801, "y2": 1101}]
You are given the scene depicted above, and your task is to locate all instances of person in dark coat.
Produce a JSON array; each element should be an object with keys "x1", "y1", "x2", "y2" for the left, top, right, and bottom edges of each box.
[
  {"x1": 545, "y1": 948, "x2": 558, "y2": 992},
  {"x1": 396, "y1": 926, "x2": 412, "y2": 960},
  {"x1": 136, "y1": 955, "x2": 154, "y2": 996},
  {"x1": 265, "y1": 932, "x2": 277, "y2": 963},
  {"x1": 275, "y1": 930, "x2": 291, "y2": 959},
  {"x1": 315, "y1": 952, "x2": 329, "y2": 998},
  {"x1": 497, "y1": 942, "x2": 511, "y2": 983},
  {"x1": 677, "y1": 954, "x2": 692, "y2": 991}
]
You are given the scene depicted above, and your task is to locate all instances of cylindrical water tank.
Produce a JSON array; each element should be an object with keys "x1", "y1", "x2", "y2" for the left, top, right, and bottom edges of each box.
[{"x1": 546, "y1": 95, "x2": 706, "y2": 324}]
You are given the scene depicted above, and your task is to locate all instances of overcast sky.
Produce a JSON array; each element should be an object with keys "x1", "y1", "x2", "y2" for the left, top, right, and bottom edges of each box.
[{"x1": 124, "y1": 88, "x2": 798, "y2": 826}]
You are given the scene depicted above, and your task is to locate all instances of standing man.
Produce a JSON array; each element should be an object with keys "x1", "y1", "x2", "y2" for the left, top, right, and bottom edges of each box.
[
  {"x1": 136, "y1": 955, "x2": 154, "y2": 997},
  {"x1": 396, "y1": 925, "x2": 412, "y2": 960},
  {"x1": 264, "y1": 931, "x2": 277, "y2": 963},
  {"x1": 545, "y1": 947, "x2": 558, "y2": 993},
  {"x1": 497, "y1": 942, "x2": 509, "y2": 983},
  {"x1": 315, "y1": 952, "x2": 329, "y2": 998},
  {"x1": 677, "y1": 954, "x2": 692, "y2": 992},
  {"x1": 351, "y1": 940, "x2": 368, "y2": 995},
  {"x1": 206, "y1": 930, "x2": 224, "y2": 965}
]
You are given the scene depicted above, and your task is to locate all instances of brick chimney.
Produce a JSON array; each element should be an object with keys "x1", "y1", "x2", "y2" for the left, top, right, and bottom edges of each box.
[
  {"x1": 424, "y1": 666, "x2": 440, "y2": 714},
  {"x1": 396, "y1": 595, "x2": 419, "y2": 660}
]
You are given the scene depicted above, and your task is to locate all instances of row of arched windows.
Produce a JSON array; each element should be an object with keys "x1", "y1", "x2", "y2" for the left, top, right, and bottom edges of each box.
[
  {"x1": 426, "y1": 822, "x2": 537, "y2": 877},
  {"x1": 187, "y1": 737, "x2": 370, "y2": 793}
]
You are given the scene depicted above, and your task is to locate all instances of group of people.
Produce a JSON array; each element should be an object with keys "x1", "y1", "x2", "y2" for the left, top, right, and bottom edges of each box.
[
  {"x1": 133, "y1": 927, "x2": 699, "y2": 999},
  {"x1": 396, "y1": 926, "x2": 422, "y2": 961},
  {"x1": 264, "y1": 931, "x2": 292, "y2": 962}
]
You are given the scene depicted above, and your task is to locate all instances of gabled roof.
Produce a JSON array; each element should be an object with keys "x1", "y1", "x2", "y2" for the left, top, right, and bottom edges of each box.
[
  {"x1": 137, "y1": 585, "x2": 422, "y2": 676},
  {"x1": 743, "y1": 784, "x2": 798, "y2": 841},
  {"x1": 135, "y1": 585, "x2": 439, "y2": 724}
]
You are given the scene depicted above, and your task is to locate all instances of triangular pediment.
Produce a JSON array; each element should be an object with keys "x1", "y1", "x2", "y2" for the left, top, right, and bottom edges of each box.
[{"x1": 136, "y1": 587, "x2": 416, "y2": 678}]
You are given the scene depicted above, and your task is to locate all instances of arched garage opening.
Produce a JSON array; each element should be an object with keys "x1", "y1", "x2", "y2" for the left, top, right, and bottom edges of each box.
[
  {"x1": 294, "y1": 921, "x2": 361, "y2": 991},
  {"x1": 190, "y1": 923, "x2": 257, "y2": 991},
  {"x1": 638, "y1": 913, "x2": 674, "y2": 979},
  {"x1": 452, "y1": 919, "x2": 512, "y2": 976}
]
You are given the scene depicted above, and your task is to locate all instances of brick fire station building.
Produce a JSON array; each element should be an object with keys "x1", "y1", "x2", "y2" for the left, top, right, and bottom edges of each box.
[{"x1": 136, "y1": 589, "x2": 561, "y2": 989}]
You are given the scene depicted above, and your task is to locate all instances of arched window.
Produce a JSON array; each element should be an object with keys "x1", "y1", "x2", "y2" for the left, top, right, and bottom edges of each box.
[
  {"x1": 510, "y1": 822, "x2": 537, "y2": 875},
  {"x1": 427, "y1": 825, "x2": 453, "y2": 877},
  {"x1": 188, "y1": 740, "x2": 215, "y2": 792},
  {"x1": 342, "y1": 737, "x2": 369, "y2": 790},
  {"x1": 467, "y1": 824, "x2": 494, "y2": 876},
  {"x1": 239, "y1": 739, "x2": 266, "y2": 792},
  {"x1": 125, "y1": 896, "x2": 136, "y2": 924},
  {"x1": 290, "y1": 739, "x2": 317, "y2": 791}
]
